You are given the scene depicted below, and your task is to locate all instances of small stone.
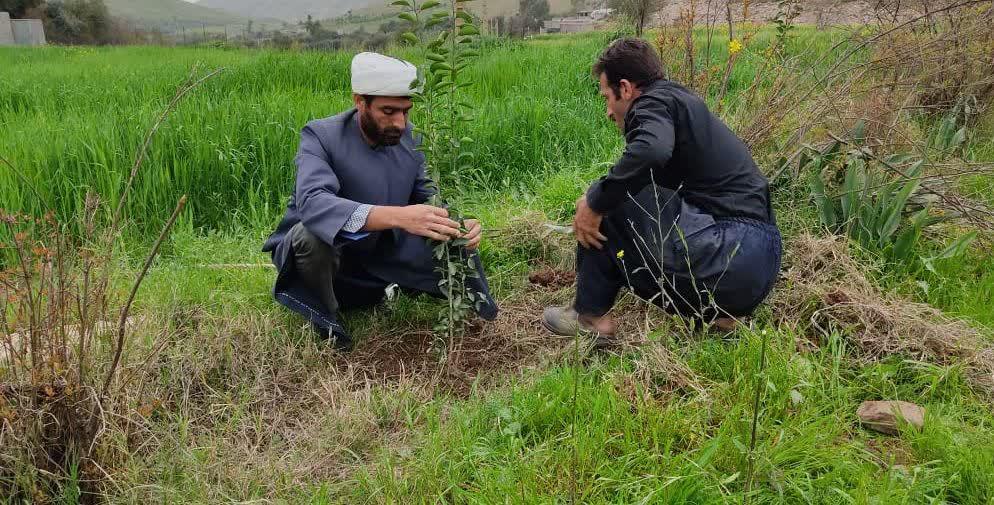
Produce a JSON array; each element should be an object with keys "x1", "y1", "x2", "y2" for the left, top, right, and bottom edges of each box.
[{"x1": 857, "y1": 400, "x2": 925, "y2": 435}]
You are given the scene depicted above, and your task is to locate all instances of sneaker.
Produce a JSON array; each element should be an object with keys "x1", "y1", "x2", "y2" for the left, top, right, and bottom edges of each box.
[{"x1": 541, "y1": 305, "x2": 618, "y2": 350}]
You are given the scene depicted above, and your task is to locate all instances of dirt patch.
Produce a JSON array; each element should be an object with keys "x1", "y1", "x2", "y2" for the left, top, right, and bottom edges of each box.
[
  {"x1": 528, "y1": 267, "x2": 576, "y2": 290},
  {"x1": 335, "y1": 292, "x2": 573, "y2": 396},
  {"x1": 865, "y1": 437, "x2": 916, "y2": 468}
]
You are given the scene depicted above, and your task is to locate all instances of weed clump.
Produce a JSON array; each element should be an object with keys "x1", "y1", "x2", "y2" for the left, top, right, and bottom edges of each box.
[{"x1": 772, "y1": 234, "x2": 993, "y2": 394}]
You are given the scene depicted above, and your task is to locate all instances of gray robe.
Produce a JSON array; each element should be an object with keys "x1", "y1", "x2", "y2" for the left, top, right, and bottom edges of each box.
[{"x1": 263, "y1": 109, "x2": 498, "y2": 336}]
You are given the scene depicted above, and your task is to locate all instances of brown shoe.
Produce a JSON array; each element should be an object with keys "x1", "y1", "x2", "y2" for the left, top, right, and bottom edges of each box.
[
  {"x1": 541, "y1": 305, "x2": 619, "y2": 350},
  {"x1": 710, "y1": 317, "x2": 739, "y2": 335}
]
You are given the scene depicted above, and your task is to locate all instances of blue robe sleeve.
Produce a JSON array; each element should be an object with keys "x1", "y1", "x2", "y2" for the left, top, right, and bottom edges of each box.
[
  {"x1": 407, "y1": 132, "x2": 435, "y2": 204},
  {"x1": 294, "y1": 124, "x2": 363, "y2": 245}
]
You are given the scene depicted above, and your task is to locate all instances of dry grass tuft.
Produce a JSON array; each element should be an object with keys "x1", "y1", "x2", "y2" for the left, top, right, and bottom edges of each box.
[
  {"x1": 629, "y1": 344, "x2": 709, "y2": 399},
  {"x1": 492, "y1": 210, "x2": 576, "y2": 271},
  {"x1": 771, "y1": 234, "x2": 994, "y2": 394}
]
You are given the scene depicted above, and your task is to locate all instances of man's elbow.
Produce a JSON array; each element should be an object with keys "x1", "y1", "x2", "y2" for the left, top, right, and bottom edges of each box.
[{"x1": 640, "y1": 142, "x2": 673, "y2": 168}]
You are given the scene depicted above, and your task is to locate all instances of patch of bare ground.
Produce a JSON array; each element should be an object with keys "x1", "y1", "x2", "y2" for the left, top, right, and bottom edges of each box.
[{"x1": 339, "y1": 290, "x2": 571, "y2": 397}]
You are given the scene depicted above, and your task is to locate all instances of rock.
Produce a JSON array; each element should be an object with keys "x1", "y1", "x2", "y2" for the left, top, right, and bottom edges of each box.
[{"x1": 857, "y1": 400, "x2": 925, "y2": 435}]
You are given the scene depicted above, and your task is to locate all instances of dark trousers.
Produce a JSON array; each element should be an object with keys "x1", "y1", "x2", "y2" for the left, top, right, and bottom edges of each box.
[
  {"x1": 574, "y1": 186, "x2": 782, "y2": 321},
  {"x1": 290, "y1": 223, "x2": 399, "y2": 314},
  {"x1": 288, "y1": 222, "x2": 497, "y2": 322}
]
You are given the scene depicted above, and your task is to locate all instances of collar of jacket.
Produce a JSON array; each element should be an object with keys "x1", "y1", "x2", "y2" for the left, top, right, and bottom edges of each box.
[{"x1": 623, "y1": 79, "x2": 668, "y2": 134}]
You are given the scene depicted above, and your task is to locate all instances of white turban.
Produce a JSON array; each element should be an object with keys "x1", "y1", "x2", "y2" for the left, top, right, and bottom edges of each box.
[{"x1": 351, "y1": 52, "x2": 419, "y2": 97}]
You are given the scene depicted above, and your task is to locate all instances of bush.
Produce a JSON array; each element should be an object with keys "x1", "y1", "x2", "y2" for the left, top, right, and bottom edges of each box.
[
  {"x1": 42, "y1": 0, "x2": 119, "y2": 45},
  {"x1": 804, "y1": 121, "x2": 976, "y2": 270}
]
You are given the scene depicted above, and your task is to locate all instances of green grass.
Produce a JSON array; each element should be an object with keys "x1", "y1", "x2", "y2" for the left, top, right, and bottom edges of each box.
[
  {"x1": 0, "y1": 28, "x2": 854, "y2": 240},
  {"x1": 2, "y1": 27, "x2": 994, "y2": 503},
  {"x1": 0, "y1": 35, "x2": 619, "y2": 238},
  {"x1": 345, "y1": 344, "x2": 994, "y2": 502},
  {"x1": 93, "y1": 221, "x2": 994, "y2": 504}
]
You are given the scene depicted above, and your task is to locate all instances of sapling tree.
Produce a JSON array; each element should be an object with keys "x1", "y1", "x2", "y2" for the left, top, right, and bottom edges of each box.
[{"x1": 393, "y1": 0, "x2": 486, "y2": 359}]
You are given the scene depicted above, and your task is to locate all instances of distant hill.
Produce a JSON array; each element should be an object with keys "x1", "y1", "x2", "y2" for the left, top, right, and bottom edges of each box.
[
  {"x1": 198, "y1": 0, "x2": 370, "y2": 22},
  {"x1": 200, "y1": 0, "x2": 574, "y2": 23},
  {"x1": 104, "y1": 0, "x2": 257, "y2": 27}
]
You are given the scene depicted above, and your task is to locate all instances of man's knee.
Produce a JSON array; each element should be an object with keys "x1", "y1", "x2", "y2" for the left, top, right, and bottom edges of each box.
[{"x1": 290, "y1": 223, "x2": 339, "y2": 268}]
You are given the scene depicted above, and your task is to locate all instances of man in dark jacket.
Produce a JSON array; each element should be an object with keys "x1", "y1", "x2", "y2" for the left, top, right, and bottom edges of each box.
[
  {"x1": 263, "y1": 52, "x2": 498, "y2": 350},
  {"x1": 542, "y1": 38, "x2": 782, "y2": 344}
]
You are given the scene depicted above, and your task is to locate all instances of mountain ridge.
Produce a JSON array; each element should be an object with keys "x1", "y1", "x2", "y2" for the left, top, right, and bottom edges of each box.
[{"x1": 104, "y1": 0, "x2": 256, "y2": 27}]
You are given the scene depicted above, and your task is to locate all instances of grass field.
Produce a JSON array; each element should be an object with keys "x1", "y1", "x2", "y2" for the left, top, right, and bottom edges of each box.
[{"x1": 2, "y1": 24, "x2": 994, "y2": 503}]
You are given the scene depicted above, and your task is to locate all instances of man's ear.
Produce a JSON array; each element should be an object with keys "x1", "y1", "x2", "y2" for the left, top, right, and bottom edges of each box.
[
  {"x1": 352, "y1": 93, "x2": 364, "y2": 110},
  {"x1": 618, "y1": 79, "x2": 635, "y2": 101}
]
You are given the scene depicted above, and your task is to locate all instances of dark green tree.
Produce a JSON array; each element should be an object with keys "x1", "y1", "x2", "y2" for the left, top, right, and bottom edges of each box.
[
  {"x1": 0, "y1": 0, "x2": 43, "y2": 18},
  {"x1": 43, "y1": 0, "x2": 115, "y2": 45},
  {"x1": 516, "y1": 0, "x2": 549, "y2": 34}
]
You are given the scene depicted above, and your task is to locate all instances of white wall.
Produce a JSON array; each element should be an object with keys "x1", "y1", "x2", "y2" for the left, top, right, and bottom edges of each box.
[
  {"x1": 11, "y1": 18, "x2": 45, "y2": 46},
  {"x1": 0, "y1": 12, "x2": 15, "y2": 46}
]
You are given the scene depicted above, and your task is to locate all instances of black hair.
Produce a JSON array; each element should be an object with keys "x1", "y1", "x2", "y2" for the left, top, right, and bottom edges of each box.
[{"x1": 592, "y1": 38, "x2": 665, "y2": 98}]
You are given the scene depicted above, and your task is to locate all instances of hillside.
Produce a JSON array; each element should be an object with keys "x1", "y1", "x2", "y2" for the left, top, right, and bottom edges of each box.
[
  {"x1": 200, "y1": 0, "x2": 574, "y2": 23},
  {"x1": 104, "y1": 0, "x2": 254, "y2": 27},
  {"x1": 198, "y1": 0, "x2": 369, "y2": 22}
]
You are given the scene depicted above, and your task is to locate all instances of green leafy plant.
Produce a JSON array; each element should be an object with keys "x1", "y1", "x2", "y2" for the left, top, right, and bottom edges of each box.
[
  {"x1": 772, "y1": 0, "x2": 801, "y2": 61},
  {"x1": 805, "y1": 122, "x2": 976, "y2": 269},
  {"x1": 929, "y1": 96, "x2": 974, "y2": 158},
  {"x1": 393, "y1": 0, "x2": 486, "y2": 359}
]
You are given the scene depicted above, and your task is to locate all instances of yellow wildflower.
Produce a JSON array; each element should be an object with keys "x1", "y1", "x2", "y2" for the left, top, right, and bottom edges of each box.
[
  {"x1": 616, "y1": 250, "x2": 625, "y2": 259},
  {"x1": 728, "y1": 39, "x2": 743, "y2": 56}
]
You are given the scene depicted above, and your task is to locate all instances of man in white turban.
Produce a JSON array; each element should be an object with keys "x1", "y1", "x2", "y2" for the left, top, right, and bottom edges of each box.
[{"x1": 263, "y1": 52, "x2": 498, "y2": 351}]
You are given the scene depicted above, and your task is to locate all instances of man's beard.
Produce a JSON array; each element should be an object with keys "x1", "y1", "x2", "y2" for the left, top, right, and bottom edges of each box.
[{"x1": 360, "y1": 111, "x2": 403, "y2": 146}]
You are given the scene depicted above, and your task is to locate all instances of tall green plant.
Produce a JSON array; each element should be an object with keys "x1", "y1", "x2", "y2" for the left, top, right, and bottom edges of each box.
[
  {"x1": 772, "y1": 0, "x2": 801, "y2": 61},
  {"x1": 929, "y1": 96, "x2": 974, "y2": 158},
  {"x1": 394, "y1": 0, "x2": 486, "y2": 358},
  {"x1": 805, "y1": 122, "x2": 975, "y2": 269}
]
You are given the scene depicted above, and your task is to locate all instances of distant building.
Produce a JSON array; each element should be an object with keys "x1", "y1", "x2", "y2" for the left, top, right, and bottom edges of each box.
[
  {"x1": 543, "y1": 14, "x2": 604, "y2": 34},
  {"x1": 543, "y1": 18, "x2": 562, "y2": 33},
  {"x1": 0, "y1": 12, "x2": 46, "y2": 46},
  {"x1": 0, "y1": 12, "x2": 12, "y2": 45},
  {"x1": 542, "y1": 2, "x2": 612, "y2": 34},
  {"x1": 589, "y1": 8, "x2": 613, "y2": 20}
]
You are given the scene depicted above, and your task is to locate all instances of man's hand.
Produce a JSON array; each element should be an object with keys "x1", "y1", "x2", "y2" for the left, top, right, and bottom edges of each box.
[
  {"x1": 462, "y1": 219, "x2": 482, "y2": 250},
  {"x1": 574, "y1": 195, "x2": 607, "y2": 249},
  {"x1": 369, "y1": 204, "x2": 461, "y2": 241}
]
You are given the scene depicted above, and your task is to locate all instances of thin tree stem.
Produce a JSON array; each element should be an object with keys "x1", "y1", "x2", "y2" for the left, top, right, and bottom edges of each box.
[
  {"x1": 101, "y1": 195, "x2": 187, "y2": 397},
  {"x1": 744, "y1": 329, "x2": 768, "y2": 504}
]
